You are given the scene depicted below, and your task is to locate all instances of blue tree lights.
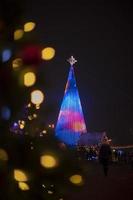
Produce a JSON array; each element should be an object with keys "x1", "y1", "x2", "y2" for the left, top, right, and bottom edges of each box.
[{"x1": 55, "y1": 57, "x2": 87, "y2": 145}]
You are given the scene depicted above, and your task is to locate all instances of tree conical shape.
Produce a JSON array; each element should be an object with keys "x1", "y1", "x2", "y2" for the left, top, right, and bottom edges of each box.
[{"x1": 55, "y1": 66, "x2": 87, "y2": 145}]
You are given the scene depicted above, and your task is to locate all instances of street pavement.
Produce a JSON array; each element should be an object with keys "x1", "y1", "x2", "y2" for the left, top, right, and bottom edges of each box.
[{"x1": 66, "y1": 161, "x2": 133, "y2": 200}]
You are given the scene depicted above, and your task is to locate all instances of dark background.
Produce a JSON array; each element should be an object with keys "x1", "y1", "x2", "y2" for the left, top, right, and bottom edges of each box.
[{"x1": 1, "y1": 0, "x2": 133, "y2": 144}]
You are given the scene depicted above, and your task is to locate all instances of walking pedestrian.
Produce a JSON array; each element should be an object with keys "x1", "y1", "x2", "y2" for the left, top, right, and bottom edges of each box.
[{"x1": 99, "y1": 138, "x2": 112, "y2": 176}]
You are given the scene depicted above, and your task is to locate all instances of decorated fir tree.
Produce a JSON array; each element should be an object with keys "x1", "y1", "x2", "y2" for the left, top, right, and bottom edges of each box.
[
  {"x1": 55, "y1": 56, "x2": 87, "y2": 145},
  {"x1": 0, "y1": 2, "x2": 87, "y2": 199}
]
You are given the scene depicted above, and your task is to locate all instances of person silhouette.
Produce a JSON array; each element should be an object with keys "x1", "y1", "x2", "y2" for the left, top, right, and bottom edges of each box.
[{"x1": 99, "y1": 137, "x2": 112, "y2": 176}]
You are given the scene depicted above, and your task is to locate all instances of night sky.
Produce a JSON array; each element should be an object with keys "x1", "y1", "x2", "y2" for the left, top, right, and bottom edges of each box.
[{"x1": 2, "y1": 1, "x2": 133, "y2": 144}]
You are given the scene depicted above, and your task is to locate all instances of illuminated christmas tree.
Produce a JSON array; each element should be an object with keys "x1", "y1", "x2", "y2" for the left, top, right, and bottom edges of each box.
[{"x1": 55, "y1": 56, "x2": 87, "y2": 145}]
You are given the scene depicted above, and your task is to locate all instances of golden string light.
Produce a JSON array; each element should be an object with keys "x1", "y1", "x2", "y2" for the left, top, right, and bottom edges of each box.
[
  {"x1": 24, "y1": 22, "x2": 36, "y2": 32},
  {"x1": 69, "y1": 174, "x2": 83, "y2": 185},
  {"x1": 18, "y1": 182, "x2": 30, "y2": 191},
  {"x1": 41, "y1": 47, "x2": 55, "y2": 60},
  {"x1": 18, "y1": 120, "x2": 25, "y2": 129},
  {"x1": 40, "y1": 154, "x2": 58, "y2": 168},
  {"x1": 12, "y1": 58, "x2": 23, "y2": 69},
  {"x1": 24, "y1": 72, "x2": 36, "y2": 87},
  {"x1": 14, "y1": 29, "x2": 24, "y2": 40},
  {"x1": 0, "y1": 149, "x2": 8, "y2": 161},
  {"x1": 14, "y1": 169, "x2": 28, "y2": 182}
]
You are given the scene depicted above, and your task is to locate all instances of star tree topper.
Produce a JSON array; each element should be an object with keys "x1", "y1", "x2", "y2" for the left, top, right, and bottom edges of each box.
[{"x1": 67, "y1": 56, "x2": 77, "y2": 66}]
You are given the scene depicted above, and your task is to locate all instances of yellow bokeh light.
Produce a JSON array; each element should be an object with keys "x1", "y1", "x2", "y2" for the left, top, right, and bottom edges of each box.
[
  {"x1": 42, "y1": 130, "x2": 47, "y2": 134},
  {"x1": 48, "y1": 190, "x2": 53, "y2": 194},
  {"x1": 12, "y1": 58, "x2": 23, "y2": 69},
  {"x1": 24, "y1": 72, "x2": 36, "y2": 87},
  {"x1": 36, "y1": 104, "x2": 40, "y2": 109},
  {"x1": 31, "y1": 90, "x2": 44, "y2": 105},
  {"x1": 20, "y1": 124, "x2": 25, "y2": 129},
  {"x1": 69, "y1": 175, "x2": 83, "y2": 185},
  {"x1": 28, "y1": 115, "x2": 33, "y2": 120},
  {"x1": 14, "y1": 29, "x2": 24, "y2": 40},
  {"x1": 40, "y1": 154, "x2": 58, "y2": 168},
  {"x1": 18, "y1": 182, "x2": 30, "y2": 191},
  {"x1": 27, "y1": 103, "x2": 31, "y2": 107},
  {"x1": 14, "y1": 169, "x2": 28, "y2": 182},
  {"x1": 24, "y1": 22, "x2": 36, "y2": 32},
  {"x1": 0, "y1": 149, "x2": 8, "y2": 161},
  {"x1": 33, "y1": 113, "x2": 37, "y2": 118},
  {"x1": 18, "y1": 120, "x2": 25, "y2": 129},
  {"x1": 41, "y1": 47, "x2": 55, "y2": 60}
]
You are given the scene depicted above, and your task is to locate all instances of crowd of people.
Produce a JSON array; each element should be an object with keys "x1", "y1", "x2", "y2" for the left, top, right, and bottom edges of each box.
[{"x1": 77, "y1": 136, "x2": 133, "y2": 176}]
